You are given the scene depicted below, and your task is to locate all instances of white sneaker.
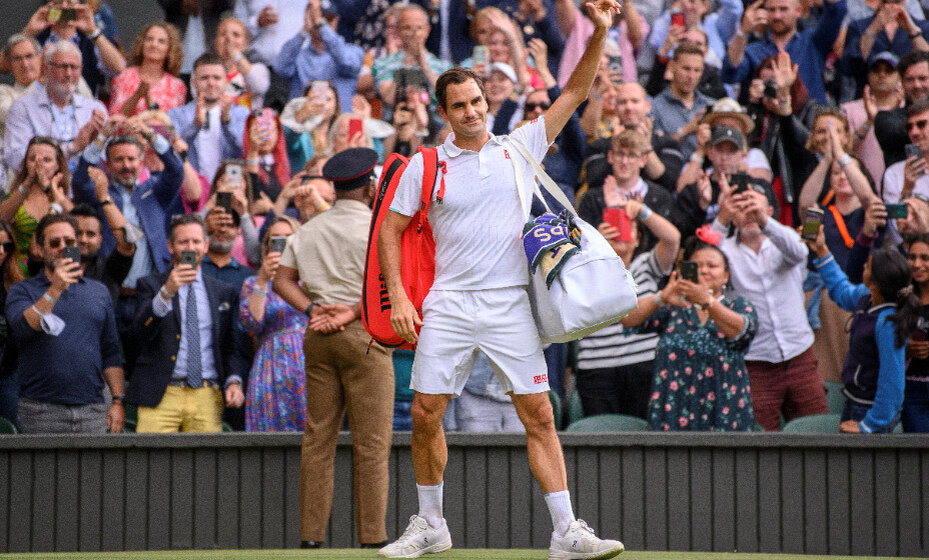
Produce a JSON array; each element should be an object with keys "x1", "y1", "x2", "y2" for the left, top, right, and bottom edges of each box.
[
  {"x1": 548, "y1": 519, "x2": 624, "y2": 560},
  {"x1": 378, "y1": 515, "x2": 452, "y2": 558}
]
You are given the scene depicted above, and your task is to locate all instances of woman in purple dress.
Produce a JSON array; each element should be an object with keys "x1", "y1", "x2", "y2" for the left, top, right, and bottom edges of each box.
[{"x1": 239, "y1": 216, "x2": 308, "y2": 431}]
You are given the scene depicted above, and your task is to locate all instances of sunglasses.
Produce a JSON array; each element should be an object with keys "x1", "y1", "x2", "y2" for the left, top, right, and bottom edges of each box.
[
  {"x1": 0, "y1": 241, "x2": 13, "y2": 254},
  {"x1": 906, "y1": 119, "x2": 929, "y2": 131},
  {"x1": 524, "y1": 102, "x2": 551, "y2": 112},
  {"x1": 47, "y1": 237, "x2": 77, "y2": 249}
]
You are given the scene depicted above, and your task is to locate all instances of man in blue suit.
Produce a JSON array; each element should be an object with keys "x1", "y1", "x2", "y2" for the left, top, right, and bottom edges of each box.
[
  {"x1": 72, "y1": 115, "x2": 184, "y2": 343},
  {"x1": 127, "y1": 214, "x2": 249, "y2": 433},
  {"x1": 168, "y1": 53, "x2": 250, "y2": 182}
]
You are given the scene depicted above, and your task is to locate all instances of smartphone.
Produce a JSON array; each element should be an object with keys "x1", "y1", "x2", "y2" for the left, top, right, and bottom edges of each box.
[
  {"x1": 180, "y1": 250, "x2": 197, "y2": 267},
  {"x1": 269, "y1": 236, "x2": 288, "y2": 254},
  {"x1": 310, "y1": 80, "x2": 328, "y2": 102},
  {"x1": 395, "y1": 68, "x2": 425, "y2": 89},
  {"x1": 62, "y1": 245, "x2": 81, "y2": 264},
  {"x1": 729, "y1": 172, "x2": 751, "y2": 192},
  {"x1": 348, "y1": 117, "x2": 364, "y2": 139},
  {"x1": 216, "y1": 191, "x2": 233, "y2": 214},
  {"x1": 801, "y1": 207, "x2": 825, "y2": 242},
  {"x1": 671, "y1": 11, "x2": 685, "y2": 28},
  {"x1": 886, "y1": 203, "x2": 909, "y2": 219},
  {"x1": 60, "y1": 8, "x2": 78, "y2": 22},
  {"x1": 473, "y1": 45, "x2": 488, "y2": 66},
  {"x1": 224, "y1": 163, "x2": 243, "y2": 188},
  {"x1": 680, "y1": 260, "x2": 699, "y2": 283},
  {"x1": 607, "y1": 55, "x2": 623, "y2": 84},
  {"x1": 255, "y1": 107, "x2": 275, "y2": 141},
  {"x1": 906, "y1": 143, "x2": 921, "y2": 160},
  {"x1": 602, "y1": 207, "x2": 632, "y2": 242}
]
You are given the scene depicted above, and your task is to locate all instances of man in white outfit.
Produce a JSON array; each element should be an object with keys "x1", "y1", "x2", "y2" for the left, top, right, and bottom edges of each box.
[{"x1": 376, "y1": 1, "x2": 626, "y2": 559}]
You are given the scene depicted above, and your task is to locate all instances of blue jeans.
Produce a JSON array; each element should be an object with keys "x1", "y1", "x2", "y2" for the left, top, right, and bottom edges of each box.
[
  {"x1": 803, "y1": 270, "x2": 824, "y2": 330},
  {"x1": 841, "y1": 398, "x2": 901, "y2": 433},
  {"x1": 902, "y1": 379, "x2": 929, "y2": 433},
  {"x1": 393, "y1": 400, "x2": 412, "y2": 431}
]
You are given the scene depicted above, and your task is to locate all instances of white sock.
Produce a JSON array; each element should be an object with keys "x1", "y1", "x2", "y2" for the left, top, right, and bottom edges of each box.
[
  {"x1": 545, "y1": 490, "x2": 576, "y2": 536},
  {"x1": 417, "y1": 483, "x2": 444, "y2": 529}
]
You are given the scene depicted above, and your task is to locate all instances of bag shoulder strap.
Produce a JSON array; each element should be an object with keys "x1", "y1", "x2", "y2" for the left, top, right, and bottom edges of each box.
[
  {"x1": 506, "y1": 137, "x2": 579, "y2": 218},
  {"x1": 417, "y1": 146, "x2": 442, "y2": 214}
]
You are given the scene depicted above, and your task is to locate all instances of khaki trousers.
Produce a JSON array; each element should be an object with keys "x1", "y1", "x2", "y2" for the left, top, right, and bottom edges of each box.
[{"x1": 299, "y1": 321, "x2": 394, "y2": 544}]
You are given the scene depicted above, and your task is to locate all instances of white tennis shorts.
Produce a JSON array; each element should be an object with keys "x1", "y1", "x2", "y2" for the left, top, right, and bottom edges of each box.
[{"x1": 411, "y1": 286, "x2": 550, "y2": 396}]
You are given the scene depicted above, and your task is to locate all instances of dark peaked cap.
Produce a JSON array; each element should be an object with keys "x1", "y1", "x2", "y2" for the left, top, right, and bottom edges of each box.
[{"x1": 323, "y1": 148, "x2": 379, "y2": 191}]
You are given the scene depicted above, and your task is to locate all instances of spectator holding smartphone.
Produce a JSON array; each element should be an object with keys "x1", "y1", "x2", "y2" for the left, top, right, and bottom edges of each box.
[
  {"x1": 620, "y1": 236, "x2": 758, "y2": 431},
  {"x1": 710, "y1": 177, "x2": 829, "y2": 431},
  {"x1": 21, "y1": 0, "x2": 126, "y2": 97},
  {"x1": 200, "y1": 161, "x2": 263, "y2": 267},
  {"x1": 244, "y1": 110, "x2": 291, "y2": 207},
  {"x1": 881, "y1": 100, "x2": 929, "y2": 205},
  {"x1": 579, "y1": 129, "x2": 678, "y2": 254},
  {"x1": 575, "y1": 197, "x2": 680, "y2": 420},
  {"x1": 238, "y1": 216, "x2": 308, "y2": 432},
  {"x1": 809, "y1": 229, "x2": 916, "y2": 433},
  {"x1": 647, "y1": 29, "x2": 728, "y2": 100}
]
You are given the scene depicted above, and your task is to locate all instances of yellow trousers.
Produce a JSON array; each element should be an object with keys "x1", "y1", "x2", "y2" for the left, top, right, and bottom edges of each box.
[{"x1": 137, "y1": 385, "x2": 224, "y2": 433}]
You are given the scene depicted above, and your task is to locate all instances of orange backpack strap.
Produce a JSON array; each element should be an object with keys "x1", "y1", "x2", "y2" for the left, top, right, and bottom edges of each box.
[{"x1": 418, "y1": 146, "x2": 442, "y2": 214}]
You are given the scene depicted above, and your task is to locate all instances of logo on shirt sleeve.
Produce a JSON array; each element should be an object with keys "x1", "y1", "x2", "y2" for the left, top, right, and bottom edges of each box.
[{"x1": 533, "y1": 374, "x2": 548, "y2": 385}]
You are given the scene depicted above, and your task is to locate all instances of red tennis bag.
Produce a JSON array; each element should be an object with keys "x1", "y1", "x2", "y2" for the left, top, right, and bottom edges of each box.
[{"x1": 362, "y1": 147, "x2": 443, "y2": 349}]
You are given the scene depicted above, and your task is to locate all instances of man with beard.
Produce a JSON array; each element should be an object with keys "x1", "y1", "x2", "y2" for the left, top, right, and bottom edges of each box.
[
  {"x1": 168, "y1": 53, "x2": 249, "y2": 182},
  {"x1": 72, "y1": 115, "x2": 184, "y2": 339},
  {"x1": 201, "y1": 207, "x2": 256, "y2": 293},
  {"x1": 3, "y1": 40, "x2": 106, "y2": 172},
  {"x1": 722, "y1": 0, "x2": 846, "y2": 104},
  {"x1": 6, "y1": 213, "x2": 124, "y2": 434}
]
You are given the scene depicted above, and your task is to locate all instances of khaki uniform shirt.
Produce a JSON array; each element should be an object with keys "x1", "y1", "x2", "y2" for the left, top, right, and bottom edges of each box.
[{"x1": 280, "y1": 198, "x2": 371, "y2": 305}]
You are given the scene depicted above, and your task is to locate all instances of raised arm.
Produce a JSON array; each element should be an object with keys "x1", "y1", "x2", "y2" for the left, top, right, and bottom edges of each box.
[{"x1": 543, "y1": 0, "x2": 622, "y2": 144}]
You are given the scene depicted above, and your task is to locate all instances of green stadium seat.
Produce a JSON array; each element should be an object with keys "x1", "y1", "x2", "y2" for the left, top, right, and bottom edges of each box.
[
  {"x1": 565, "y1": 413, "x2": 648, "y2": 432},
  {"x1": 0, "y1": 416, "x2": 17, "y2": 434},
  {"x1": 782, "y1": 413, "x2": 841, "y2": 433},
  {"x1": 824, "y1": 381, "x2": 845, "y2": 415}
]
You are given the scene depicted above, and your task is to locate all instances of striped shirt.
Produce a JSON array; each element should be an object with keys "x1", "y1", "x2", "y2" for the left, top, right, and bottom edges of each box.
[{"x1": 576, "y1": 250, "x2": 669, "y2": 370}]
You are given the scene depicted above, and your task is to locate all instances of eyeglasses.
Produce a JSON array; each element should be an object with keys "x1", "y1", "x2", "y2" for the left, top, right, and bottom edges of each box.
[
  {"x1": 47, "y1": 237, "x2": 77, "y2": 249},
  {"x1": 612, "y1": 151, "x2": 644, "y2": 160},
  {"x1": 524, "y1": 102, "x2": 551, "y2": 112},
  {"x1": 906, "y1": 119, "x2": 929, "y2": 131},
  {"x1": 903, "y1": 193, "x2": 929, "y2": 204},
  {"x1": 0, "y1": 241, "x2": 13, "y2": 254}
]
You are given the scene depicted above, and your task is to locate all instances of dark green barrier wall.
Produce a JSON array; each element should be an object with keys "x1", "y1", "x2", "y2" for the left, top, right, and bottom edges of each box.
[{"x1": 0, "y1": 432, "x2": 926, "y2": 556}]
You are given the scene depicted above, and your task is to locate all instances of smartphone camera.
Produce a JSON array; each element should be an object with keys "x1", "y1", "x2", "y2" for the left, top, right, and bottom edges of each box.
[
  {"x1": 680, "y1": 261, "x2": 699, "y2": 283},
  {"x1": 180, "y1": 250, "x2": 197, "y2": 267}
]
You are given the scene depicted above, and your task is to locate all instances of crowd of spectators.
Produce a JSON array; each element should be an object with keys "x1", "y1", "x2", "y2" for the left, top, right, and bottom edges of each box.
[{"x1": 0, "y1": 0, "x2": 928, "y2": 435}]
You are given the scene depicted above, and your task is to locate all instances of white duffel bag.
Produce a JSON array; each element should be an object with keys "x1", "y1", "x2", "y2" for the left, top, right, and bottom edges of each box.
[{"x1": 507, "y1": 138, "x2": 638, "y2": 344}]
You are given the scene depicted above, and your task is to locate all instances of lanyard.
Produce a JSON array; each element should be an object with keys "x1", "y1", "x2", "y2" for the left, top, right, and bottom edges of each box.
[{"x1": 827, "y1": 204, "x2": 854, "y2": 249}]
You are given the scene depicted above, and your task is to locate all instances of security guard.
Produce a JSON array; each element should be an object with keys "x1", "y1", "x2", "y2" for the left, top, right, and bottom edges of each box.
[{"x1": 273, "y1": 147, "x2": 394, "y2": 549}]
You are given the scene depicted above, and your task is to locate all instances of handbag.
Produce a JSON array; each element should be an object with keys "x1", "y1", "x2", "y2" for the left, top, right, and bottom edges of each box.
[{"x1": 506, "y1": 137, "x2": 638, "y2": 344}]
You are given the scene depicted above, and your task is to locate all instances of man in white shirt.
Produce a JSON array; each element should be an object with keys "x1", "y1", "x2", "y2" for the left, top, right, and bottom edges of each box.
[
  {"x1": 3, "y1": 40, "x2": 106, "y2": 173},
  {"x1": 712, "y1": 184, "x2": 829, "y2": 431},
  {"x1": 376, "y1": 1, "x2": 626, "y2": 559}
]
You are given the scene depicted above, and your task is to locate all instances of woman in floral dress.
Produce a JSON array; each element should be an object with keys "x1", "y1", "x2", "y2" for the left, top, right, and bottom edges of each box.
[
  {"x1": 239, "y1": 216, "x2": 307, "y2": 431},
  {"x1": 622, "y1": 238, "x2": 758, "y2": 430}
]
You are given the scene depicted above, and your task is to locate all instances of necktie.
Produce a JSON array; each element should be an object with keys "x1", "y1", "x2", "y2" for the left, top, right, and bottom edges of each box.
[{"x1": 186, "y1": 283, "x2": 203, "y2": 389}]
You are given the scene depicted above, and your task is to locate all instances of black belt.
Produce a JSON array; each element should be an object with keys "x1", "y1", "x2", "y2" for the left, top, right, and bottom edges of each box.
[{"x1": 167, "y1": 379, "x2": 219, "y2": 389}]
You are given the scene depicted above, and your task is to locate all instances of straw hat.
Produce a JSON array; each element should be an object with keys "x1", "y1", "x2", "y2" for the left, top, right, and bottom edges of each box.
[{"x1": 701, "y1": 97, "x2": 755, "y2": 134}]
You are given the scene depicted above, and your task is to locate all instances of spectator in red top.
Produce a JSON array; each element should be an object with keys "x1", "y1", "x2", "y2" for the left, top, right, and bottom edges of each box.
[{"x1": 109, "y1": 22, "x2": 187, "y2": 117}]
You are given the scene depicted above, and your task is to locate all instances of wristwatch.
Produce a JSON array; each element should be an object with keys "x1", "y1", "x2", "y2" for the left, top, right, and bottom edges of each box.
[
  {"x1": 87, "y1": 27, "x2": 103, "y2": 41},
  {"x1": 699, "y1": 299, "x2": 713, "y2": 311},
  {"x1": 111, "y1": 394, "x2": 124, "y2": 404},
  {"x1": 305, "y1": 301, "x2": 316, "y2": 316}
]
